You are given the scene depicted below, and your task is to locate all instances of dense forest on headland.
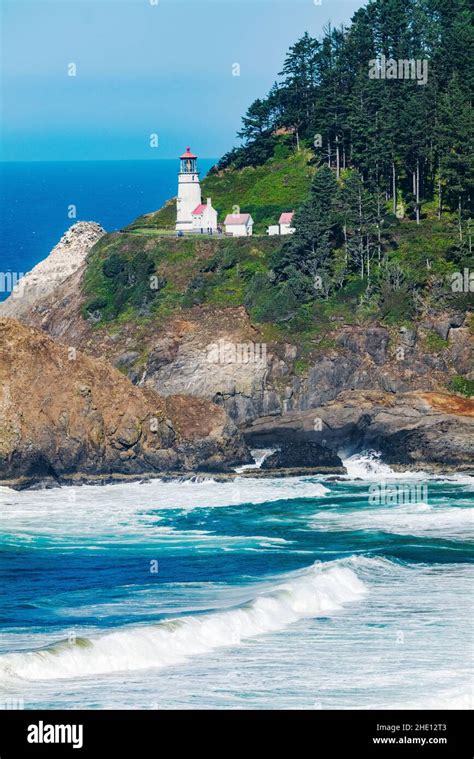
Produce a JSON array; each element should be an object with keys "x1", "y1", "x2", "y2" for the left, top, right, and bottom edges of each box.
[
  {"x1": 220, "y1": 0, "x2": 472, "y2": 217},
  {"x1": 211, "y1": 0, "x2": 473, "y2": 314},
  {"x1": 85, "y1": 0, "x2": 473, "y2": 336}
]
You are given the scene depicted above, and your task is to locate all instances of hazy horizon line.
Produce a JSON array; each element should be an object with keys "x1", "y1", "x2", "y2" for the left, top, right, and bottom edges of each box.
[{"x1": 0, "y1": 157, "x2": 220, "y2": 164}]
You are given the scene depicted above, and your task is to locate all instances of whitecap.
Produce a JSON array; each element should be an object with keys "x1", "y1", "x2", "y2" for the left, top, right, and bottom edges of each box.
[{"x1": 0, "y1": 558, "x2": 369, "y2": 681}]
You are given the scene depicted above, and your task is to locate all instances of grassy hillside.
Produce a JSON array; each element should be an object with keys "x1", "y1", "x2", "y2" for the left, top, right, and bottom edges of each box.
[
  {"x1": 126, "y1": 149, "x2": 315, "y2": 234},
  {"x1": 83, "y1": 214, "x2": 470, "y2": 329},
  {"x1": 82, "y1": 232, "x2": 282, "y2": 325}
]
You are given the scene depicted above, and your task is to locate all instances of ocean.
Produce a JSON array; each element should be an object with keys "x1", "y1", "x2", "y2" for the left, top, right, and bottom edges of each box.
[
  {"x1": 0, "y1": 453, "x2": 472, "y2": 710},
  {"x1": 0, "y1": 159, "x2": 216, "y2": 301}
]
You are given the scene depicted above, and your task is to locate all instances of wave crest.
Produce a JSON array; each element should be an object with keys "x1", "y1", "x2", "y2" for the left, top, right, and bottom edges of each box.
[{"x1": 0, "y1": 560, "x2": 369, "y2": 681}]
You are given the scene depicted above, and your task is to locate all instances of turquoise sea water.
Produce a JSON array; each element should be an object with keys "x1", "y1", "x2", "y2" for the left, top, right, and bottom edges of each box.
[
  {"x1": 0, "y1": 159, "x2": 216, "y2": 301},
  {"x1": 0, "y1": 454, "x2": 472, "y2": 710}
]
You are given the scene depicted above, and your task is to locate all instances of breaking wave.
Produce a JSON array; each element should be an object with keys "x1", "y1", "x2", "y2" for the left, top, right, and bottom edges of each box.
[
  {"x1": 343, "y1": 452, "x2": 412, "y2": 479},
  {"x1": 342, "y1": 451, "x2": 474, "y2": 488},
  {"x1": 0, "y1": 558, "x2": 372, "y2": 681}
]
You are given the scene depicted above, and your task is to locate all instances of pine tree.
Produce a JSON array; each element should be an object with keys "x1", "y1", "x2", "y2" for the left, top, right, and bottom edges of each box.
[
  {"x1": 278, "y1": 32, "x2": 320, "y2": 150},
  {"x1": 237, "y1": 99, "x2": 274, "y2": 143},
  {"x1": 274, "y1": 165, "x2": 340, "y2": 286},
  {"x1": 437, "y1": 74, "x2": 474, "y2": 231},
  {"x1": 337, "y1": 169, "x2": 378, "y2": 281}
]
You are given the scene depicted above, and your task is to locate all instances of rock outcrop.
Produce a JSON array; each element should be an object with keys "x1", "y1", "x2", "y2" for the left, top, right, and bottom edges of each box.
[
  {"x1": 244, "y1": 391, "x2": 474, "y2": 471},
  {"x1": 261, "y1": 442, "x2": 343, "y2": 472},
  {"x1": 0, "y1": 318, "x2": 250, "y2": 488},
  {"x1": 0, "y1": 222, "x2": 105, "y2": 322}
]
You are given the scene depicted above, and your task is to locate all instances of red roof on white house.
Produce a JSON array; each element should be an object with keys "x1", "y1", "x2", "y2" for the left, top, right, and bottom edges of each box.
[
  {"x1": 224, "y1": 213, "x2": 253, "y2": 225},
  {"x1": 192, "y1": 204, "x2": 207, "y2": 216},
  {"x1": 180, "y1": 147, "x2": 197, "y2": 159},
  {"x1": 279, "y1": 212, "x2": 295, "y2": 225}
]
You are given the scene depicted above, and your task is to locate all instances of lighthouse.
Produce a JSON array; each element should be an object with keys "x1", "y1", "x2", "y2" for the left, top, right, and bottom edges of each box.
[
  {"x1": 176, "y1": 147, "x2": 202, "y2": 232},
  {"x1": 176, "y1": 147, "x2": 218, "y2": 233}
]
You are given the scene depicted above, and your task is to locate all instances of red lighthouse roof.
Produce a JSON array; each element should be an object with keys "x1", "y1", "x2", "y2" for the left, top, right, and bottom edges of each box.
[{"x1": 180, "y1": 147, "x2": 197, "y2": 159}]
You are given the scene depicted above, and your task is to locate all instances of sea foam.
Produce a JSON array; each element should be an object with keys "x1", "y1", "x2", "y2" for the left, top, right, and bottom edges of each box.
[
  {"x1": 310, "y1": 502, "x2": 474, "y2": 540},
  {"x1": 342, "y1": 451, "x2": 474, "y2": 488}
]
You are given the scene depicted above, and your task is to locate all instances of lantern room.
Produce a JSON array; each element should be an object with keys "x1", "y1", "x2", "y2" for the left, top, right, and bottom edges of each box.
[{"x1": 180, "y1": 147, "x2": 198, "y2": 174}]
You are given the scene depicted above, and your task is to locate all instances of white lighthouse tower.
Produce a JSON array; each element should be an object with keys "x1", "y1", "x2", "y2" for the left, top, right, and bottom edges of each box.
[{"x1": 176, "y1": 147, "x2": 202, "y2": 232}]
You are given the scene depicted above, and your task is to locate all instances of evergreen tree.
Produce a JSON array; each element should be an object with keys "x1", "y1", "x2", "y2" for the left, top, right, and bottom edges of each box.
[
  {"x1": 278, "y1": 32, "x2": 320, "y2": 150},
  {"x1": 237, "y1": 98, "x2": 275, "y2": 143},
  {"x1": 338, "y1": 169, "x2": 379, "y2": 281},
  {"x1": 437, "y1": 74, "x2": 474, "y2": 229},
  {"x1": 274, "y1": 165, "x2": 340, "y2": 287}
]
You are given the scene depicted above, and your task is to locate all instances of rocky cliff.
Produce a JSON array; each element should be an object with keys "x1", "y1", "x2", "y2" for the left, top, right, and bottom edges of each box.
[
  {"x1": 0, "y1": 318, "x2": 250, "y2": 488},
  {"x1": 0, "y1": 222, "x2": 105, "y2": 322},
  {"x1": 243, "y1": 390, "x2": 474, "y2": 472},
  {"x1": 25, "y1": 289, "x2": 472, "y2": 425},
  {"x1": 4, "y1": 223, "x2": 473, "y2": 475}
]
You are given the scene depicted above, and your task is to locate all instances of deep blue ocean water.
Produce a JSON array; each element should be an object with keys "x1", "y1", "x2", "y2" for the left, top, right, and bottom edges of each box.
[
  {"x1": 0, "y1": 159, "x2": 216, "y2": 301},
  {"x1": 0, "y1": 455, "x2": 472, "y2": 709}
]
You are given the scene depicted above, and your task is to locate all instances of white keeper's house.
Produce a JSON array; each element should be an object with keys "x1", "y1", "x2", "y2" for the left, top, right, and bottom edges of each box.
[
  {"x1": 176, "y1": 148, "x2": 218, "y2": 233},
  {"x1": 224, "y1": 213, "x2": 254, "y2": 237},
  {"x1": 192, "y1": 198, "x2": 218, "y2": 232}
]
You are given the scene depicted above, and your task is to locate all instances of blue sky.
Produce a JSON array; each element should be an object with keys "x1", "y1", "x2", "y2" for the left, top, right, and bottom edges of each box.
[{"x1": 0, "y1": 0, "x2": 363, "y2": 161}]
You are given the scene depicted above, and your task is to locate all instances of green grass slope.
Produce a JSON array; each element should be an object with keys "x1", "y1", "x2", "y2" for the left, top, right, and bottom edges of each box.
[{"x1": 82, "y1": 232, "x2": 282, "y2": 325}]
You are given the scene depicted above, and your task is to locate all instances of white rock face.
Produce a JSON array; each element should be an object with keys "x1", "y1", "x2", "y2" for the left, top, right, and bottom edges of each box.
[{"x1": 0, "y1": 221, "x2": 105, "y2": 320}]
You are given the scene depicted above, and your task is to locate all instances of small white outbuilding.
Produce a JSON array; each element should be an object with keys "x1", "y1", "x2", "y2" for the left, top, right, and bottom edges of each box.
[
  {"x1": 267, "y1": 225, "x2": 280, "y2": 236},
  {"x1": 224, "y1": 213, "x2": 254, "y2": 237},
  {"x1": 279, "y1": 211, "x2": 296, "y2": 235}
]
